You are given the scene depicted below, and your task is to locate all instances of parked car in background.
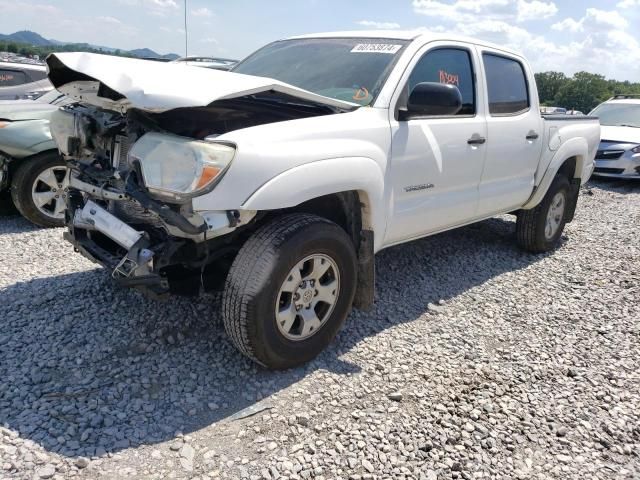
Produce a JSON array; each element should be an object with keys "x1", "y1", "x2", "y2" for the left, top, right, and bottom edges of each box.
[
  {"x1": 172, "y1": 56, "x2": 238, "y2": 71},
  {"x1": 590, "y1": 94, "x2": 640, "y2": 179},
  {"x1": 47, "y1": 32, "x2": 599, "y2": 368},
  {"x1": 0, "y1": 90, "x2": 73, "y2": 226},
  {"x1": 0, "y1": 61, "x2": 52, "y2": 100},
  {"x1": 567, "y1": 109, "x2": 584, "y2": 116},
  {"x1": 540, "y1": 106, "x2": 567, "y2": 114}
]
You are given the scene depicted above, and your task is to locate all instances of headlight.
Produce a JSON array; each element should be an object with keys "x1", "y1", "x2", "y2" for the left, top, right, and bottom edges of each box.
[
  {"x1": 128, "y1": 132, "x2": 235, "y2": 200},
  {"x1": 632, "y1": 145, "x2": 640, "y2": 154}
]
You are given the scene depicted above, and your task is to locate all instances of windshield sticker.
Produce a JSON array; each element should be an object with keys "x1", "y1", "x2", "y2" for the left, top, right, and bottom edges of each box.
[
  {"x1": 439, "y1": 69, "x2": 460, "y2": 86},
  {"x1": 352, "y1": 87, "x2": 370, "y2": 101},
  {"x1": 351, "y1": 44, "x2": 402, "y2": 54}
]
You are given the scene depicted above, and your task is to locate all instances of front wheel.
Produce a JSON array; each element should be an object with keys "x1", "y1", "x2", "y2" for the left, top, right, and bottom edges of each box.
[
  {"x1": 222, "y1": 214, "x2": 357, "y2": 369},
  {"x1": 10, "y1": 152, "x2": 68, "y2": 228},
  {"x1": 516, "y1": 175, "x2": 571, "y2": 253}
]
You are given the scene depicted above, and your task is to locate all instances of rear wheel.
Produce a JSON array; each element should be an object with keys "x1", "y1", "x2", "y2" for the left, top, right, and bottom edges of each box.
[
  {"x1": 222, "y1": 214, "x2": 357, "y2": 369},
  {"x1": 10, "y1": 152, "x2": 68, "y2": 228},
  {"x1": 516, "y1": 175, "x2": 571, "y2": 253}
]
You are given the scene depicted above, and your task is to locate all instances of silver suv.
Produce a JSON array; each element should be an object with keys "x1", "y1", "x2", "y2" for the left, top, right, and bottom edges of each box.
[
  {"x1": 590, "y1": 95, "x2": 640, "y2": 179},
  {"x1": 0, "y1": 61, "x2": 52, "y2": 100}
]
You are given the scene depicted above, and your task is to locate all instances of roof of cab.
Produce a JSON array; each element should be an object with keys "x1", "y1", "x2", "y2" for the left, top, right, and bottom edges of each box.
[{"x1": 288, "y1": 30, "x2": 523, "y2": 57}]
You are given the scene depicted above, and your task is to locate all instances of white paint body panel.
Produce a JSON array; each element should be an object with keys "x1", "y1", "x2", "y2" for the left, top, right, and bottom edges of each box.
[{"x1": 48, "y1": 33, "x2": 601, "y2": 254}]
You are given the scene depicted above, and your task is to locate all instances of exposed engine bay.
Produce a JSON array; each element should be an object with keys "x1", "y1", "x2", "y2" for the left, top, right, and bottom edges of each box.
[{"x1": 55, "y1": 97, "x2": 340, "y2": 296}]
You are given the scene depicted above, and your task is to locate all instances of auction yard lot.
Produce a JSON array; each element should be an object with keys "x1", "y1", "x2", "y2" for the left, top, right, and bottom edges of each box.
[{"x1": 0, "y1": 179, "x2": 638, "y2": 480}]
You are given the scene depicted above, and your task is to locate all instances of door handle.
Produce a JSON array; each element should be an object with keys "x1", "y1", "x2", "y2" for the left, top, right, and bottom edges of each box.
[
  {"x1": 526, "y1": 132, "x2": 539, "y2": 140},
  {"x1": 467, "y1": 135, "x2": 486, "y2": 145}
]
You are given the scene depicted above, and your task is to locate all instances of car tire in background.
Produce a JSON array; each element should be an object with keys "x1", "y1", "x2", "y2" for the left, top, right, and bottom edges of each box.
[
  {"x1": 516, "y1": 175, "x2": 571, "y2": 253},
  {"x1": 10, "y1": 151, "x2": 68, "y2": 228},
  {"x1": 222, "y1": 213, "x2": 357, "y2": 369}
]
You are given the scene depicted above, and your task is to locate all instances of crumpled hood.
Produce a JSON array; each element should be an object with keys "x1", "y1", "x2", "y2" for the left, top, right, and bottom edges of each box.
[
  {"x1": 46, "y1": 52, "x2": 359, "y2": 113},
  {"x1": 0, "y1": 101, "x2": 59, "y2": 121},
  {"x1": 600, "y1": 125, "x2": 640, "y2": 144}
]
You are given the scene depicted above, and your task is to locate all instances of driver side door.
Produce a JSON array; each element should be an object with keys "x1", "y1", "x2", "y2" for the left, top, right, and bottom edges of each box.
[{"x1": 384, "y1": 43, "x2": 488, "y2": 245}]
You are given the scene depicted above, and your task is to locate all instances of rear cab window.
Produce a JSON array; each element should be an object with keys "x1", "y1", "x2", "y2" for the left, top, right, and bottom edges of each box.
[
  {"x1": 482, "y1": 53, "x2": 530, "y2": 115},
  {"x1": 0, "y1": 69, "x2": 28, "y2": 87}
]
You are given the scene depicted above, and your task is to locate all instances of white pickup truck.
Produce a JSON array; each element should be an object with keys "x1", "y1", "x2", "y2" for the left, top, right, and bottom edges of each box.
[{"x1": 46, "y1": 31, "x2": 600, "y2": 369}]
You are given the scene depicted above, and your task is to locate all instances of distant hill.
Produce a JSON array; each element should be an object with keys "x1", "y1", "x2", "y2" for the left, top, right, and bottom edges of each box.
[
  {"x1": 0, "y1": 30, "x2": 179, "y2": 59},
  {"x1": 129, "y1": 48, "x2": 179, "y2": 60},
  {"x1": 0, "y1": 30, "x2": 51, "y2": 46}
]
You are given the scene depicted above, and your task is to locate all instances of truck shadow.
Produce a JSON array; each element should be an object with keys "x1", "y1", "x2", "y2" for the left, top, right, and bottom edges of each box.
[{"x1": 0, "y1": 215, "x2": 551, "y2": 459}]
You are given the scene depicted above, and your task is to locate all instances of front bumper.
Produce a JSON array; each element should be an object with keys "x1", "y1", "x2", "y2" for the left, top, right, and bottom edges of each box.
[
  {"x1": 65, "y1": 201, "x2": 172, "y2": 297},
  {"x1": 593, "y1": 148, "x2": 640, "y2": 179}
]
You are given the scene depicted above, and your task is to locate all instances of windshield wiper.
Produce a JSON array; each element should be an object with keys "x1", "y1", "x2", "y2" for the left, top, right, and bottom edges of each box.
[{"x1": 615, "y1": 124, "x2": 640, "y2": 128}]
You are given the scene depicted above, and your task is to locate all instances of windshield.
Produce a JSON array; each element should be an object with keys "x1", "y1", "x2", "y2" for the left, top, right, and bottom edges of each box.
[
  {"x1": 591, "y1": 103, "x2": 640, "y2": 127},
  {"x1": 233, "y1": 38, "x2": 409, "y2": 106}
]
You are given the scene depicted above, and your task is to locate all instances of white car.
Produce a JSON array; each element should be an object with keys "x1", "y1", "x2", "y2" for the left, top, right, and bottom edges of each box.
[
  {"x1": 47, "y1": 31, "x2": 600, "y2": 368},
  {"x1": 590, "y1": 95, "x2": 640, "y2": 179},
  {"x1": 0, "y1": 61, "x2": 52, "y2": 100}
]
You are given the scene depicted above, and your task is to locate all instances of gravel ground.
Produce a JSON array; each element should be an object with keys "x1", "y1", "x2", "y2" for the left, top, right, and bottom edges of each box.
[{"x1": 0, "y1": 179, "x2": 638, "y2": 480}]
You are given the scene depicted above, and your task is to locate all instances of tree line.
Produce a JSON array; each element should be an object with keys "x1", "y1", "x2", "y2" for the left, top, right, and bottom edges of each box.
[
  {"x1": 535, "y1": 71, "x2": 640, "y2": 114},
  {"x1": 0, "y1": 40, "x2": 134, "y2": 60}
]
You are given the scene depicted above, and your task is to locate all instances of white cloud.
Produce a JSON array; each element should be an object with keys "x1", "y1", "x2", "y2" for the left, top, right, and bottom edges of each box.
[
  {"x1": 412, "y1": 0, "x2": 511, "y2": 23},
  {"x1": 356, "y1": 20, "x2": 401, "y2": 29},
  {"x1": 412, "y1": 2, "x2": 640, "y2": 81},
  {"x1": 199, "y1": 37, "x2": 219, "y2": 44},
  {"x1": 0, "y1": 0, "x2": 59, "y2": 15},
  {"x1": 551, "y1": 18, "x2": 583, "y2": 33},
  {"x1": 97, "y1": 16, "x2": 123, "y2": 25},
  {"x1": 147, "y1": 0, "x2": 178, "y2": 8},
  {"x1": 117, "y1": 0, "x2": 178, "y2": 16},
  {"x1": 617, "y1": 0, "x2": 640, "y2": 7},
  {"x1": 192, "y1": 7, "x2": 213, "y2": 17},
  {"x1": 413, "y1": 0, "x2": 557, "y2": 23},
  {"x1": 516, "y1": 0, "x2": 557, "y2": 22}
]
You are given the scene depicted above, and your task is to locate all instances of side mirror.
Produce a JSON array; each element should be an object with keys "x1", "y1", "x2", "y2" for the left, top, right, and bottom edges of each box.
[{"x1": 402, "y1": 82, "x2": 463, "y2": 119}]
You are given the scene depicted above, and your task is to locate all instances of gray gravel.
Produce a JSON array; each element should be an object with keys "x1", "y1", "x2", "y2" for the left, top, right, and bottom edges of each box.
[{"x1": 0, "y1": 179, "x2": 638, "y2": 480}]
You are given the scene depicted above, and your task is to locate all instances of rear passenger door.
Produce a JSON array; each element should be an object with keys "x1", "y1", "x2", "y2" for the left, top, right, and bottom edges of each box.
[{"x1": 476, "y1": 51, "x2": 543, "y2": 216}]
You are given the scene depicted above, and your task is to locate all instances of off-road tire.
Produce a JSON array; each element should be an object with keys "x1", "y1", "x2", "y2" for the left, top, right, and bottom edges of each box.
[
  {"x1": 222, "y1": 214, "x2": 357, "y2": 369},
  {"x1": 10, "y1": 152, "x2": 66, "y2": 228},
  {"x1": 516, "y1": 175, "x2": 571, "y2": 253}
]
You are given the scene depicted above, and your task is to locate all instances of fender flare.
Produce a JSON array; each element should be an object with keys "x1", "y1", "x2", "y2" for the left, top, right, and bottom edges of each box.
[
  {"x1": 522, "y1": 137, "x2": 589, "y2": 210},
  {"x1": 242, "y1": 156, "x2": 386, "y2": 247}
]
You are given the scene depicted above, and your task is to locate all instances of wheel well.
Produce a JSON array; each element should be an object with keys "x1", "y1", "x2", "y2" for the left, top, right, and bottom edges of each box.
[
  {"x1": 5, "y1": 149, "x2": 60, "y2": 181},
  {"x1": 265, "y1": 191, "x2": 375, "y2": 310},
  {"x1": 558, "y1": 156, "x2": 578, "y2": 180}
]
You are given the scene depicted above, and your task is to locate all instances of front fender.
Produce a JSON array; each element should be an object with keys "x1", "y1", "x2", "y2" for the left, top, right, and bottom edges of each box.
[
  {"x1": 242, "y1": 156, "x2": 386, "y2": 248},
  {"x1": 522, "y1": 137, "x2": 590, "y2": 210},
  {"x1": 0, "y1": 120, "x2": 54, "y2": 159}
]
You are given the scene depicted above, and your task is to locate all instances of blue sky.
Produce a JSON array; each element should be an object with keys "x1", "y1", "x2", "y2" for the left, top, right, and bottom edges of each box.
[{"x1": 0, "y1": 0, "x2": 639, "y2": 80}]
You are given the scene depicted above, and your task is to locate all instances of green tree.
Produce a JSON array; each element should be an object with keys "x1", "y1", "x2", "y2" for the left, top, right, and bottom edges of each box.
[
  {"x1": 7, "y1": 43, "x2": 18, "y2": 53},
  {"x1": 554, "y1": 72, "x2": 611, "y2": 113},
  {"x1": 534, "y1": 71, "x2": 567, "y2": 105}
]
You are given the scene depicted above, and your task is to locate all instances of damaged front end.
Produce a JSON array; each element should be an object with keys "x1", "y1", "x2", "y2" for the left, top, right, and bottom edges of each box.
[
  {"x1": 54, "y1": 103, "x2": 257, "y2": 297},
  {"x1": 45, "y1": 52, "x2": 357, "y2": 296}
]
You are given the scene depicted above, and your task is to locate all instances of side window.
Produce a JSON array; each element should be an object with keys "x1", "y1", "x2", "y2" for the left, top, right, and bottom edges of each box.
[
  {"x1": 483, "y1": 53, "x2": 529, "y2": 115},
  {"x1": 26, "y1": 69, "x2": 48, "y2": 81},
  {"x1": 408, "y1": 48, "x2": 476, "y2": 115},
  {"x1": 0, "y1": 69, "x2": 27, "y2": 87}
]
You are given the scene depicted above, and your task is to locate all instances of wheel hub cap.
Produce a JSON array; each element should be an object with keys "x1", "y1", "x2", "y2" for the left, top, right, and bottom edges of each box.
[
  {"x1": 275, "y1": 254, "x2": 340, "y2": 342},
  {"x1": 545, "y1": 192, "x2": 566, "y2": 240},
  {"x1": 32, "y1": 166, "x2": 70, "y2": 221}
]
